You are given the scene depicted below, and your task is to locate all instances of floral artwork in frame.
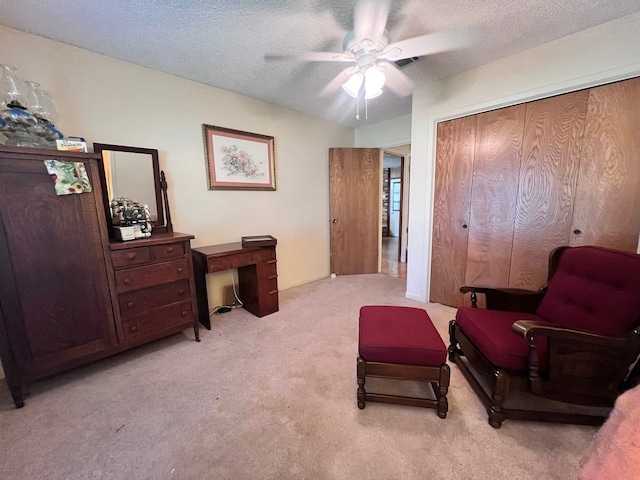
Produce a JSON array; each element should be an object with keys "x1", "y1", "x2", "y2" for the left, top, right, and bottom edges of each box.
[{"x1": 203, "y1": 124, "x2": 276, "y2": 190}]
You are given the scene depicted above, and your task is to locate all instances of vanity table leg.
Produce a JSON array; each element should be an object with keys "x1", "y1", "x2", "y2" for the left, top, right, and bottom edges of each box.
[
  {"x1": 193, "y1": 323, "x2": 200, "y2": 342},
  {"x1": 192, "y1": 253, "x2": 211, "y2": 330}
]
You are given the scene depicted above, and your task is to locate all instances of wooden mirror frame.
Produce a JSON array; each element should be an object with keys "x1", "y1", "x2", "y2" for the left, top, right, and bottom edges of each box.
[{"x1": 93, "y1": 143, "x2": 170, "y2": 235}]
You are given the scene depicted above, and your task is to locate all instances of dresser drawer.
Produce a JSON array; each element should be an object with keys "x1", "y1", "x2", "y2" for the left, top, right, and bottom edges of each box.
[
  {"x1": 121, "y1": 301, "x2": 193, "y2": 342},
  {"x1": 118, "y1": 279, "x2": 191, "y2": 317},
  {"x1": 111, "y1": 247, "x2": 151, "y2": 268},
  {"x1": 115, "y1": 259, "x2": 190, "y2": 293},
  {"x1": 152, "y1": 242, "x2": 185, "y2": 261}
]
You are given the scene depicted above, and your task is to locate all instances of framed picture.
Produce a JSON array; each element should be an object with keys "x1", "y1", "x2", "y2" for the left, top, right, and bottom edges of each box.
[{"x1": 202, "y1": 124, "x2": 276, "y2": 190}]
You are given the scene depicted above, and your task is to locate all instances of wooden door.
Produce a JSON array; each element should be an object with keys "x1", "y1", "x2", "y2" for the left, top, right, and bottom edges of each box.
[
  {"x1": 329, "y1": 148, "x2": 381, "y2": 275},
  {"x1": 0, "y1": 154, "x2": 117, "y2": 376},
  {"x1": 430, "y1": 116, "x2": 476, "y2": 307},
  {"x1": 464, "y1": 105, "x2": 526, "y2": 288},
  {"x1": 509, "y1": 90, "x2": 589, "y2": 288},
  {"x1": 570, "y1": 77, "x2": 640, "y2": 251},
  {"x1": 397, "y1": 156, "x2": 405, "y2": 262}
]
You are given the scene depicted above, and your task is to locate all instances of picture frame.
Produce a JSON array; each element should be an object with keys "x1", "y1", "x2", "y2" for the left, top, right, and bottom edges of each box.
[{"x1": 202, "y1": 124, "x2": 276, "y2": 191}]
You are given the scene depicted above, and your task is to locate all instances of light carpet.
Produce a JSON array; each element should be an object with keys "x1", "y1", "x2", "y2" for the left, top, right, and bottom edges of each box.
[{"x1": 0, "y1": 274, "x2": 599, "y2": 479}]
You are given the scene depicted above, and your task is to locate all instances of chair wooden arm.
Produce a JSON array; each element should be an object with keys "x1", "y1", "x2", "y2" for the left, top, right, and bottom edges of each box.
[
  {"x1": 512, "y1": 320, "x2": 637, "y2": 347},
  {"x1": 460, "y1": 285, "x2": 545, "y2": 312},
  {"x1": 512, "y1": 320, "x2": 640, "y2": 399}
]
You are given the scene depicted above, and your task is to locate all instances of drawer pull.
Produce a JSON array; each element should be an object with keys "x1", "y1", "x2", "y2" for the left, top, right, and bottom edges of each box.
[
  {"x1": 178, "y1": 289, "x2": 186, "y2": 295},
  {"x1": 181, "y1": 310, "x2": 188, "y2": 317},
  {"x1": 177, "y1": 267, "x2": 183, "y2": 273},
  {"x1": 127, "y1": 252, "x2": 137, "y2": 259},
  {"x1": 268, "y1": 275, "x2": 277, "y2": 280},
  {"x1": 269, "y1": 289, "x2": 278, "y2": 295},
  {"x1": 123, "y1": 278, "x2": 132, "y2": 285},
  {"x1": 166, "y1": 247, "x2": 174, "y2": 253},
  {"x1": 127, "y1": 301, "x2": 135, "y2": 308},
  {"x1": 267, "y1": 260, "x2": 277, "y2": 264},
  {"x1": 130, "y1": 325, "x2": 138, "y2": 332}
]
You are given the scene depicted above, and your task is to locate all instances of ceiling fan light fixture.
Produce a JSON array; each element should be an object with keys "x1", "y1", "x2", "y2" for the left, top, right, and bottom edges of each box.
[
  {"x1": 364, "y1": 66, "x2": 385, "y2": 92},
  {"x1": 342, "y1": 72, "x2": 364, "y2": 98},
  {"x1": 364, "y1": 87, "x2": 383, "y2": 99}
]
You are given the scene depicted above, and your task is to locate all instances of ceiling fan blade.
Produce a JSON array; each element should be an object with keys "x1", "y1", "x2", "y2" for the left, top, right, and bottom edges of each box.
[
  {"x1": 318, "y1": 66, "x2": 358, "y2": 97},
  {"x1": 353, "y1": 0, "x2": 390, "y2": 43},
  {"x1": 380, "y1": 27, "x2": 479, "y2": 61},
  {"x1": 265, "y1": 52, "x2": 353, "y2": 62},
  {"x1": 377, "y1": 62, "x2": 414, "y2": 97}
]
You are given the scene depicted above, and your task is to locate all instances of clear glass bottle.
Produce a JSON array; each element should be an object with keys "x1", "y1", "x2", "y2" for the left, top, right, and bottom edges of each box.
[{"x1": 0, "y1": 64, "x2": 26, "y2": 109}]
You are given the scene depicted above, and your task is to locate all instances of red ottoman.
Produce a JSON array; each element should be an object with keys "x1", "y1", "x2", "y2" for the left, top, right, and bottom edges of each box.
[{"x1": 358, "y1": 305, "x2": 450, "y2": 418}]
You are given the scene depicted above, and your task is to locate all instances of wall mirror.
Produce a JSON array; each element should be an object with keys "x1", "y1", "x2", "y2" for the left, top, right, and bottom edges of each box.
[{"x1": 93, "y1": 143, "x2": 171, "y2": 234}]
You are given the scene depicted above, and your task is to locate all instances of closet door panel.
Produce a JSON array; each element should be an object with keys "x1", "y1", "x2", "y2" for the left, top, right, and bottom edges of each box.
[
  {"x1": 571, "y1": 77, "x2": 640, "y2": 251},
  {"x1": 430, "y1": 116, "x2": 476, "y2": 307},
  {"x1": 509, "y1": 90, "x2": 589, "y2": 288},
  {"x1": 465, "y1": 105, "x2": 525, "y2": 287}
]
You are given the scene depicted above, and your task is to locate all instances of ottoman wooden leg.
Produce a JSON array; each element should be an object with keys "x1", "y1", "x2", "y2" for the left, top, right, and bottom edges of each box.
[
  {"x1": 437, "y1": 363, "x2": 450, "y2": 419},
  {"x1": 357, "y1": 356, "x2": 367, "y2": 409}
]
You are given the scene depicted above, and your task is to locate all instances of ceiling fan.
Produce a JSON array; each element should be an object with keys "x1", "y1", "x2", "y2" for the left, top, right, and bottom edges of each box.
[{"x1": 265, "y1": 0, "x2": 477, "y2": 101}]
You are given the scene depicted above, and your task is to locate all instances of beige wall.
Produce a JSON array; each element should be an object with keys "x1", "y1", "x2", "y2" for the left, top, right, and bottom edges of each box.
[
  {"x1": 355, "y1": 114, "x2": 411, "y2": 148},
  {"x1": 0, "y1": 25, "x2": 354, "y2": 309},
  {"x1": 407, "y1": 12, "x2": 640, "y2": 302}
]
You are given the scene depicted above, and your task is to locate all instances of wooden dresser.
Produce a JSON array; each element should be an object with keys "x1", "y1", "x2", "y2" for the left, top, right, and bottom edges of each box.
[
  {"x1": 111, "y1": 234, "x2": 199, "y2": 344},
  {"x1": 0, "y1": 146, "x2": 199, "y2": 408}
]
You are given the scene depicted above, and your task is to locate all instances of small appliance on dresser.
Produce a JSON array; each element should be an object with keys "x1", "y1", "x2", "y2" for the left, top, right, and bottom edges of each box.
[{"x1": 0, "y1": 144, "x2": 199, "y2": 409}]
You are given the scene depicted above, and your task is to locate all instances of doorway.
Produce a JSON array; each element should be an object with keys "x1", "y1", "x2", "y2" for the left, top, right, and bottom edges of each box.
[
  {"x1": 381, "y1": 147, "x2": 409, "y2": 279},
  {"x1": 328, "y1": 146, "x2": 410, "y2": 279}
]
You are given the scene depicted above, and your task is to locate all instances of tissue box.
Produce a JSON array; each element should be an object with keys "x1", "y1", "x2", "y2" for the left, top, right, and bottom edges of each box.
[
  {"x1": 114, "y1": 226, "x2": 136, "y2": 241},
  {"x1": 56, "y1": 139, "x2": 87, "y2": 152}
]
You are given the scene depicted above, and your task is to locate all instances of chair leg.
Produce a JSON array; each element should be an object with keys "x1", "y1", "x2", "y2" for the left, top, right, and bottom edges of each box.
[
  {"x1": 489, "y1": 369, "x2": 509, "y2": 429},
  {"x1": 357, "y1": 356, "x2": 366, "y2": 409},
  {"x1": 448, "y1": 320, "x2": 459, "y2": 363},
  {"x1": 437, "y1": 363, "x2": 450, "y2": 419}
]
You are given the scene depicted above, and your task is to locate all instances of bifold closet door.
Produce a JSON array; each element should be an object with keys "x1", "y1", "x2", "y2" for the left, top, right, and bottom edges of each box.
[
  {"x1": 430, "y1": 116, "x2": 476, "y2": 306},
  {"x1": 570, "y1": 77, "x2": 640, "y2": 251},
  {"x1": 508, "y1": 90, "x2": 589, "y2": 289},
  {"x1": 463, "y1": 105, "x2": 526, "y2": 288}
]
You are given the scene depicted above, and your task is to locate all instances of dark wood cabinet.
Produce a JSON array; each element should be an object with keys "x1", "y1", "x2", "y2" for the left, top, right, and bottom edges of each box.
[{"x1": 0, "y1": 146, "x2": 199, "y2": 408}]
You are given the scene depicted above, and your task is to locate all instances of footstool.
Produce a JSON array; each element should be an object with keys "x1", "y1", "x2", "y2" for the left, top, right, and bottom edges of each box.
[{"x1": 357, "y1": 305, "x2": 450, "y2": 418}]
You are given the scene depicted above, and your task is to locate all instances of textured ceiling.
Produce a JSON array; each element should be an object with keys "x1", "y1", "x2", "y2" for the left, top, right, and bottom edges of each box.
[{"x1": 1, "y1": 0, "x2": 639, "y2": 128}]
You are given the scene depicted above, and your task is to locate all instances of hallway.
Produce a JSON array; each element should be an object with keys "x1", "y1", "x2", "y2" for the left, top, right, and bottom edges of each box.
[{"x1": 381, "y1": 237, "x2": 406, "y2": 279}]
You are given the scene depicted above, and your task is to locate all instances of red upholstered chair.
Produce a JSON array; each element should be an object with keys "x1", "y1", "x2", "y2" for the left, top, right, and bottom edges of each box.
[{"x1": 448, "y1": 245, "x2": 640, "y2": 429}]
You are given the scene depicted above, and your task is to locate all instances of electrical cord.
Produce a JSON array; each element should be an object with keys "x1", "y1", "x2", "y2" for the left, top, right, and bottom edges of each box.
[{"x1": 209, "y1": 273, "x2": 244, "y2": 316}]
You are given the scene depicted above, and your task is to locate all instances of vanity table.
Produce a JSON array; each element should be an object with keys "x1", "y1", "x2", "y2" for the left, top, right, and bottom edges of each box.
[
  {"x1": 192, "y1": 242, "x2": 279, "y2": 329},
  {"x1": 0, "y1": 145, "x2": 199, "y2": 408}
]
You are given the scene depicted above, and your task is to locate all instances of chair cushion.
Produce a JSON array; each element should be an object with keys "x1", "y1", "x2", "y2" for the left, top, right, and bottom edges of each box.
[
  {"x1": 455, "y1": 307, "x2": 547, "y2": 371},
  {"x1": 359, "y1": 306, "x2": 446, "y2": 366},
  {"x1": 536, "y1": 246, "x2": 640, "y2": 336}
]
